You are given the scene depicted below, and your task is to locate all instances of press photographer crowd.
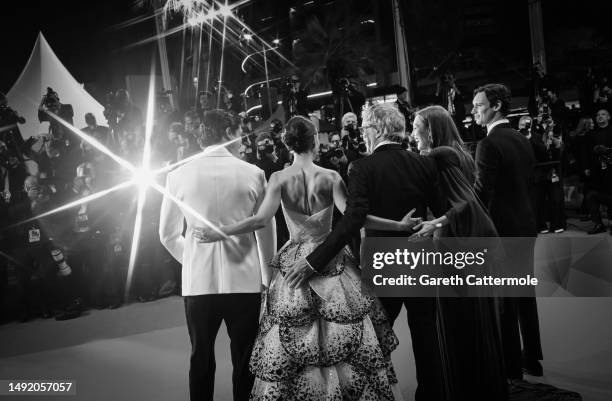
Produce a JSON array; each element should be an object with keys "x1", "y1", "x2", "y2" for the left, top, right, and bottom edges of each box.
[{"x1": 1, "y1": 65, "x2": 611, "y2": 324}]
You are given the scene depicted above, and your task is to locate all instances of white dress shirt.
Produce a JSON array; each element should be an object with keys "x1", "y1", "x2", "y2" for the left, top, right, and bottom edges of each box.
[{"x1": 486, "y1": 118, "x2": 510, "y2": 135}]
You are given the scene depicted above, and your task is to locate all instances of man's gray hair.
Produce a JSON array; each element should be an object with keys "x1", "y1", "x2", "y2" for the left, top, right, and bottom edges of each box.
[
  {"x1": 341, "y1": 112, "x2": 358, "y2": 127},
  {"x1": 362, "y1": 103, "x2": 405, "y2": 143}
]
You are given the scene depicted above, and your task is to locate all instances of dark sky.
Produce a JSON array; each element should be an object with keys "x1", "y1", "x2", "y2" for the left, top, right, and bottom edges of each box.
[
  {"x1": 1, "y1": 0, "x2": 611, "y2": 97},
  {"x1": 0, "y1": 0, "x2": 154, "y2": 93}
]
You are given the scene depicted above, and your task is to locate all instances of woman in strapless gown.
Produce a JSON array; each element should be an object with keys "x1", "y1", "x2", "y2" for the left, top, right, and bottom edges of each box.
[{"x1": 194, "y1": 116, "x2": 412, "y2": 400}]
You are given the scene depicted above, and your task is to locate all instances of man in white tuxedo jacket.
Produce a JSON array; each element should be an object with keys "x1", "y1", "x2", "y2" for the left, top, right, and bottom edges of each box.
[{"x1": 159, "y1": 110, "x2": 276, "y2": 401}]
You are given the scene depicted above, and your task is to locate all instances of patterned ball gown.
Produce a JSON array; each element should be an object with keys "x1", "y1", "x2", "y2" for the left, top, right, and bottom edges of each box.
[{"x1": 249, "y1": 171, "x2": 402, "y2": 401}]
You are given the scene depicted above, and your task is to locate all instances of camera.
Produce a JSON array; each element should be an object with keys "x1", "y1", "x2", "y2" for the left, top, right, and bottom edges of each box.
[
  {"x1": 258, "y1": 143, "x2": 275, "y2": 155},
  {"x1": 331, "y1": 148, "x2": 344, "y2": 159},
  {"x1": 42, "y1": 87, "x2": 60, "y2": 112},
  {"x1": 344, "y1": 124, "x2": 360, "y2": 140}
]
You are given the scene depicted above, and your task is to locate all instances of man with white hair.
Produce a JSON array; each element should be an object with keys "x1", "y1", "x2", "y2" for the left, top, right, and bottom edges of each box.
[
  {"x1": 293, "y1": 103, "x2": 446, "y2": 401},
  {"x1": 340, "y1": 111, "x2": 367, "y2": 162}
]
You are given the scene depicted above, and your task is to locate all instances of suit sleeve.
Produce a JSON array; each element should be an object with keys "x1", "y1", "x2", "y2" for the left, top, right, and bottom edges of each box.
[
  {"x1": 254, "y1": 170, "x2": 277, "y2": 287},
  {"x1": 159, "y1": 173, "x2": 185, "y2": 263},
  {"x1": 474, "y1": 139, "x2": 499, "y2": 211},
  {"x1": 306, "y1": 161, "x2": 369, "y2": 271}
]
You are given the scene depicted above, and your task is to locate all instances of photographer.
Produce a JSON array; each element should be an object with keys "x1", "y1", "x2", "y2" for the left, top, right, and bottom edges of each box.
[
  {"x1": 270, "y1": 119, "x2": 291, "y2": 166},
  {"x1": 332, "y1": 77, "x2": 365, "y2": 127},
  {"x1": 239, "y1": 116, "x2": 258, "y2": 164},
  {"x1": 436, "y1": 72, "x2": 466, "y2": 129},
  {"x1": 255, "y1": 132, "x2": 282, "y2": 180},
  {"x1": 570, "y1": 116, "x2": 596, "y2": 219},
  {"x1": 82, "y1": 113, "x2": 110, "y2": 145},
  {"x1": 584, "y1": 108, "x2": 612, "y2": 234},
  {"x1": 1, "y1": 139, "x2": 28, "y2": 205},
  {"x1": 8, "y1": 175, "x2": 82, "y2": 320},
  {"x1": 1, "y1": 94, "x2": 28, "y2": 200},
  {"x1": 282, "y1": 74, "x2": 309, "y2": 120},
  {"x1": 543, "y1": 87, "x2": 568, "y2": 139},
  {"x1": 530, "y1": 111, "x2": 566, "y2": 233},
  {"x1": 0, "y1": 92, "x2": 26, "y2": 151},
  {"x1": 341, "y1": 112, "x2": 367, "y2": 163},
  {"x1": 541, "y1": 122, "x2": 566, "y2": 233},
  {"x1": 103, "y1": 89, "x2": 142, "y2": 144},
  {"x1": 38, "y1": 87, "x2": 76, "y2": 151},
  {"x1": 321, "y1": 132, "x2": 348, "y2": 182},
  {"x1": 67, "y1": 162, "x2": 108, "y2": 308},
  {"x1": 21, "y1": 136, "x2": 78, "y2": 200}
]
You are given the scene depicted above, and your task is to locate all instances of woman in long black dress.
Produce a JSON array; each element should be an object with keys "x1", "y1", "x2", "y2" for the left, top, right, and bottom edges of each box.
[{"x1": 412, "y1": 105, "x2": 507, "y2": 401}]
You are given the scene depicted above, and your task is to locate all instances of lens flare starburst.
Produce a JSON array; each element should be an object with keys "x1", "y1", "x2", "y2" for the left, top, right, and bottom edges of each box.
[{"x1": 4, "y1": 63, "x2": 245, "y2": 300}]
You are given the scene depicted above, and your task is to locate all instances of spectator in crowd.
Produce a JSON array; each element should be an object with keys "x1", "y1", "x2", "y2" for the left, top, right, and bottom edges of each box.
[
  {"x1": 544, "y1": 87, "x2": 568, "y2": 139},
  {"x1": 177, "y1": 129, "x2": 199, "y2": 161},
  {"x1": 584, "y1": 108, "x2": 612, "y2": 234},
  {"x1": 593, "y1": 76, "x2": 612, "y2": 112},
  {"x1": 183, "y1": 110, "x2": 201, "y2": 135},
  {"x1": 340, "y1": 112, "x2": 366, "y2": 163},
  {"x1": 22, "y1": 136, "x2": 78, "y2": 200},
  {"x1": 541, "y1": 124, "x2": 566, "y2": 233},
  {"x1": 0, "y1": 138, "x2": 27, "y2": 200},
  {"x1": 9, "y1": 175, "x2": 84, "y2": 321},
  {"x1": 395, "y1": 86, "x2": 414, "y2": 126},
  {"x1": 38, "y1": 88, "x2": 76, "y2": 151},
  {"x1": 160, "y1": 122, "x2": 183, "y2": 165},
  {"x1": 269, "y1": 119, "x2": 291, "y2": 166},
  {"x1": 569, "y1": 116, "x2": 596, "y2": 219},
  {"x1": 320, "y1": 132, "x2": 348, "y2": 182},
  {"x1": 104, "y1": 89, "x2": 143, "y2": 142},
  {"x1": 436, "y1": 72, "x2": 466, "y2": 131},
  {"x1": 518, "y1": 116, "x2": 548, "y2": 233},
  {"x1": 221, "y1": 89, "x2": 242, "y2": 114},
  {"x1": 196, "y1": 91, "x2": 214, "y2": 122},
  {"x1": 82, "y1": 113, "x2": 110, "y2": 145},
  {"x1": 238, "y1": 143, "x2": 254, "y2": 163},
  {"x1": 254, "y1": 132, "x2": 282, "y2": 180}
]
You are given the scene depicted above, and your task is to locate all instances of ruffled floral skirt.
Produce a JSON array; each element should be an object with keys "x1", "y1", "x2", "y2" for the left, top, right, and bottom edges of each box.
[{"x1": 249, "y1": 239, "x2": 402, "y2": 401}]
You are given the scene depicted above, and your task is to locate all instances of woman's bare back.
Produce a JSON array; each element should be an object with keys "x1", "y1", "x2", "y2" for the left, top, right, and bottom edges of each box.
[{"x1": 275, "y1": 164, "x2": 337, "y2": 215}]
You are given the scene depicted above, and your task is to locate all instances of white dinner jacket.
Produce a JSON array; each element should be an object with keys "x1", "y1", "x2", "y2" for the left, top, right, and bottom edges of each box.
[{"x1": 159, "y1": 146, "x2": 276, "y2": 296}]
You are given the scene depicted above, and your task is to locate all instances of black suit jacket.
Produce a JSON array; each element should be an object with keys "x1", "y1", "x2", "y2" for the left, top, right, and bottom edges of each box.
[
  {"x1": 306, "y1": 143, "x2": 441, "y2": 271},
  {"x1": 475, "y1": 123, "x2": 537, "y2": 237}
]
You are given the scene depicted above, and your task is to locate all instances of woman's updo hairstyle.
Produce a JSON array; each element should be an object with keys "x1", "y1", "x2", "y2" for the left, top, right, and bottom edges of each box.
[{"x1": 283, "y1": 116, "x2": 316, "y2": 154}]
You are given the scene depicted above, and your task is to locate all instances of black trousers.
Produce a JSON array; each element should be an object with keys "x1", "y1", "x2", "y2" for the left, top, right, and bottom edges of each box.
[
  {"x1": 184, "y1": 293, "x2": 260, "y2": 401},
  {"x1": 586, "y1": 190, "x2": 612, "y2": 224},
  {"x1": 499, "y1": 297, "x2": 543, "y2": 379},
  {"x1": 499, "y1": 238, "x2": 542, "y2": 379},
  {"x1": 380, "y1": 297, "x2": 444, "y2": 401}
]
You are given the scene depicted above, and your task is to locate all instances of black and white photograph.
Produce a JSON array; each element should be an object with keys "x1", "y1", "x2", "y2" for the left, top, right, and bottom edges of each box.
[{"x1": 1, "y1": 1, "x2": 611, "y2": 400}]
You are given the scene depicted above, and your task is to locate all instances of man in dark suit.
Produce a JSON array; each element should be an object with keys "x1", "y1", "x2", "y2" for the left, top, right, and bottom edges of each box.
[
  {"x1": 286, "y1": 103, "x2": 445, "y2": 401},
  {"x1": 472, "y1": 83, "x2": 544, "y2": 378}
]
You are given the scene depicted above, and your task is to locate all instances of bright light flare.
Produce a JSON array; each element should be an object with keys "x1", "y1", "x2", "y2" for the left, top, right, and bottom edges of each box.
[
  {"x1": 7, "y1": 180, "x2": 136, "y2": 229},
  {"x1": 149, "y1": 182, "x2": 232, "y2": 243},
  {"x1": 217, "y1": 3, "x2": 233, "y2": 17},
  {"x1": 125, "y1": 68, "x2": 157, "y2": 299},
  {"x1": 42, "y1": 111, "x2": 135, "y2": 173},
  {"x1": 133, "y1": 168, "x2": 155, "y2": 191}
]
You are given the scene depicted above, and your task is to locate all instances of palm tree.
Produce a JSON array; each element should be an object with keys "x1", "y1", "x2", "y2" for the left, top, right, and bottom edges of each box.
[{"x1": 290, "y1": 1, "x2": 390, "y2": 123}]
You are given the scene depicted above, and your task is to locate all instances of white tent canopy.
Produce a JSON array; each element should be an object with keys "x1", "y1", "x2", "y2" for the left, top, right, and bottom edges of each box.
[{"x1": 7, "y1": 32, "x2": 106, "y2": 140}]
